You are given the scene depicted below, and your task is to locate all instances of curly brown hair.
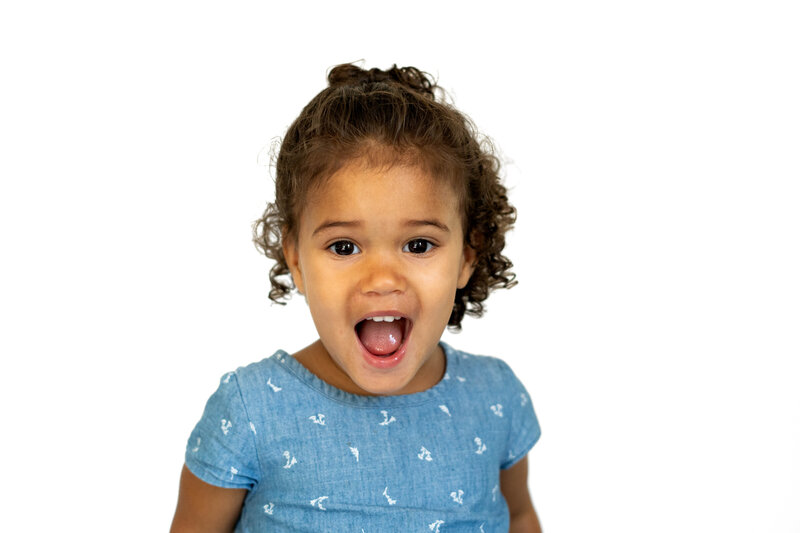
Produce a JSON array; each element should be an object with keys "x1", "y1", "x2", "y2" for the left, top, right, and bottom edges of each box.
[{"x1": 252, "y1": 62, "x2": 517, "y2": 330}]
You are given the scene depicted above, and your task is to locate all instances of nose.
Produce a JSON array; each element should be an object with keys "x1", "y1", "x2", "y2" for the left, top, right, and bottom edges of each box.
[{"x1": 358, "y1": 252, "x2": 406, "y2": 296}]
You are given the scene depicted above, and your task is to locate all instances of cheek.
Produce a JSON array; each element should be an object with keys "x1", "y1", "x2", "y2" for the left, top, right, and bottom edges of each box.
[
  {"x1": 306, "y1": 297, "x2": 351, "y2": 342},
  {"x1": 414, "y1": 258, "x2": 462, "y2": 308},
  {"x1": 304, "y1": 268, "x2": 352, "y2": 326}
]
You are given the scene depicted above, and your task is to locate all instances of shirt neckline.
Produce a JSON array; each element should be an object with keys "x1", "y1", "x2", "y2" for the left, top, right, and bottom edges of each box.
[{"x1": 273, "y1": 341, "x2": 459, "y2": 408}]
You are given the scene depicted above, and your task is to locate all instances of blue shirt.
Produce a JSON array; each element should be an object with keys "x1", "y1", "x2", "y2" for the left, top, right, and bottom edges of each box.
[{"x1": 185, "y1": 342, "x2": 541, "y2": 532}]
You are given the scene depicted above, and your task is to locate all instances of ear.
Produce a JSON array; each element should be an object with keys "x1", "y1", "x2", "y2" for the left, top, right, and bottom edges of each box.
[
  {"x1": 457, "y1": 243, "x2": 477, "y2": 290},
  {"x1": 282, "y1": 234, "x2": 305, "y2": 295}
]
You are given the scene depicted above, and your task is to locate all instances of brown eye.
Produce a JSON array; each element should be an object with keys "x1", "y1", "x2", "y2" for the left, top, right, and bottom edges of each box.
[
  {"x1": 329, "y1": 240, "x2": 360, "y2": 256},
  {"x1": 403, "y1": 239, "x2": 435, "y2": 254}
]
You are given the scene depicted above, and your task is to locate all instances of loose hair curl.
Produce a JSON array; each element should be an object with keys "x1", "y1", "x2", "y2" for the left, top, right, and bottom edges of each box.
[{"x1": 252, "y1": 62, "x2": 517, "y2": 330}]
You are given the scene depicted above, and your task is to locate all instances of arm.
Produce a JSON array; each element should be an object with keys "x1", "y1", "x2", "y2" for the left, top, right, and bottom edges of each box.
[
  {"x1": 500, "y1": 455, "x2": 542, "y2": 533},
  {"x1": 170, "y1": 464, "x2": 248, "y2": 533}
]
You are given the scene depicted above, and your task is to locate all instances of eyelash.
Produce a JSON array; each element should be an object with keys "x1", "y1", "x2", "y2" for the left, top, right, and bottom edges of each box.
[
  {"x1": 403, "y1": 239, "x2": 436, "y2": 254},
  {"x1": 328, "y1": 240, "x2": 361, "y2": 256},
  {"x1": 327, "y1": 239, "x2": 436, "y2": 256}
]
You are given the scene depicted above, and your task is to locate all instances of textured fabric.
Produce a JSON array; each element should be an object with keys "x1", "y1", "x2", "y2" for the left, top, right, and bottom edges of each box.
[{"x1": 185, "y1": 342, "x2": 541, "y2": 533}]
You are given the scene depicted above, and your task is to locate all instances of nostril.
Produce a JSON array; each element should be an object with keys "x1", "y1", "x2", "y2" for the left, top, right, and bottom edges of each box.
[{"x1": 360, "y1": 274, "x2": 406, "y2": 295}]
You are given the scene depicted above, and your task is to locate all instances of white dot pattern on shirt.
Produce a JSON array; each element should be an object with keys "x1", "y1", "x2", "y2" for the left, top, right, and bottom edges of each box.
[{"x1": 208, "y1": 348, "x2": 534, "y2": 528}]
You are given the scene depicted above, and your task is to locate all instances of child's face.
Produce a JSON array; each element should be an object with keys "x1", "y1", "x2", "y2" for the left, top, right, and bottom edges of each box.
[{"x1": 283, "y1": 160, "x2": 475, "y2": 396}]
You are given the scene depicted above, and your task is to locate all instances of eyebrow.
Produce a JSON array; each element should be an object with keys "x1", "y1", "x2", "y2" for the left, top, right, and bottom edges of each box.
[
  {"x1": 311, "y1": 219, "x2": 450, "y2": 236},
  {"x1": 312, "y1": 220, "x2": 362, "y2": 236},
  {"x1": 404, "y1": 219, "x2": 450, "y2": 233}
]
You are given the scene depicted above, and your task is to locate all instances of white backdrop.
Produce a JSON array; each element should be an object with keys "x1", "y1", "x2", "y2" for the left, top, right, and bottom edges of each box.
[{"x1": 1, "y1": 1, "x2": 798, "y2": 531}]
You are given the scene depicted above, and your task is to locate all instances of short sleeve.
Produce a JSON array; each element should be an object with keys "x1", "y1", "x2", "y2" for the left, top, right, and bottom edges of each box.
[
  {"x1": 497, "y1": 360, "x2": 542, "y2": 470},
  {"x1": 184, "y1": 371, "x2": 260, "y2": 489}
]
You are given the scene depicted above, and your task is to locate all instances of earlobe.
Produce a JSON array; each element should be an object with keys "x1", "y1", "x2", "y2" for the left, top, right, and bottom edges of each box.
[{"x1": 282, "y1": 237, "x2": 305, "y2": 295}]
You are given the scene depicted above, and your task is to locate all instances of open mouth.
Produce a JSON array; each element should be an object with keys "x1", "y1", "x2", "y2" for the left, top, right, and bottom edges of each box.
[{"x1": 355, "y1": 315, "x2": 411, "y2": 357}]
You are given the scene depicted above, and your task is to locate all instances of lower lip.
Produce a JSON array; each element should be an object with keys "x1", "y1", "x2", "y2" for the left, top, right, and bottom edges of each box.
[{"x1": 357, "y1": 322, "x2": 411, "y2": 370}]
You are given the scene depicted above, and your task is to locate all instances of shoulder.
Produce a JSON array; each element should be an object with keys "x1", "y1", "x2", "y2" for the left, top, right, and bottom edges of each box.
[
  {"x1": 443, "y1": 342, "x2": 522, "y2": 393},
  {"x1": 220, "y1": 350, "x2": 287, "y2": 391},
  {"x1": 203, "y1": 351, "x2": 294, "y2": 421}
]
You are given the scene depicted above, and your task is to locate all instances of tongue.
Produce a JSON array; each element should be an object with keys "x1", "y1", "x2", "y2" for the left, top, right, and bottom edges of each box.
[{"x1": 358, "y1": 319, "x2": 405, "y2": 355}]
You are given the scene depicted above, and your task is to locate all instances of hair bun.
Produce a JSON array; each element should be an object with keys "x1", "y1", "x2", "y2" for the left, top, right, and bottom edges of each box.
[{"x1": 327, "y1": 63, "x2": 436, "y2": 99}]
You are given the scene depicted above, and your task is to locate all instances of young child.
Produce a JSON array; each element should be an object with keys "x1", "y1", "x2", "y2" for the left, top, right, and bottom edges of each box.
[{"x1": 171, "y1": 63, "x2": 542, "y2": 533}]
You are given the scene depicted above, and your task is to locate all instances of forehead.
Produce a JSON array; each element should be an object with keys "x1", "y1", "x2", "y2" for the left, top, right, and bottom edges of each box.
[{"x1": 301, "y1": 162, "x2": 462, "y2": 230}]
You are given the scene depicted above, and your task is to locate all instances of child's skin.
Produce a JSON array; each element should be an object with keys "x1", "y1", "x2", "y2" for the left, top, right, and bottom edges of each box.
[
  {"x1": 170, "y1": 159, "x2": 542, "y2": 532},
  {"x1": 285, "y1": 161, "x2": 474, "y2": 397}
]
